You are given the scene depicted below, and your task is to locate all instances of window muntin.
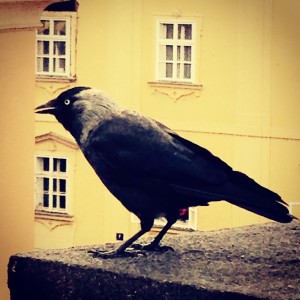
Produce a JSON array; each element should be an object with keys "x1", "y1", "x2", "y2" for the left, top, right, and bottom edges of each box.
[
  {"x1": 35, "y1": 156, "x2": 69, "y2": 213},
  {"x1": 36, "y1": 16, "x2": 71, "y2": 77},
  {"x1": 157, "y1": 21, "x2": 195, "y2": 83}
]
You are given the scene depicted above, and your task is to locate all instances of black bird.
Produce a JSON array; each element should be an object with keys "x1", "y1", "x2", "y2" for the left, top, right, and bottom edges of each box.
[{"x1": 35, "y1": 87, "x2": 296, "y2": 257}]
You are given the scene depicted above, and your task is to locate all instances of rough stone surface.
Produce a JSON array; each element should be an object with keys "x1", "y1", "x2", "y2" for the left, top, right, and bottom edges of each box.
[{"x1": 8, "y1": 222, "x2": 300, "y2": 300}]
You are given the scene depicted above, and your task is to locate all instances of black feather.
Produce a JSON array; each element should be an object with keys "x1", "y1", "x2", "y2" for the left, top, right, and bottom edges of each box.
[{"x1": 56, "y1": 86, "x2": 91, "y2": 102}]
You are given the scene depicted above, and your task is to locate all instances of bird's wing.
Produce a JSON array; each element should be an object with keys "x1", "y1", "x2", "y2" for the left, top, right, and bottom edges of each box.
[
  {"x1": 85, "y1": 111, "x2": 293, "y2": 222},
  {"x1": 85, "y1": 111, "x2": 232, "y2": 192}
]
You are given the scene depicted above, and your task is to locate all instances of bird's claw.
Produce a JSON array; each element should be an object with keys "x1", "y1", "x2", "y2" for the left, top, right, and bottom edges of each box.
[
  {"x1": 130, "y1": 243, "x2": 174, "y2": 253},
  {"x1": 88, "y1": 249, "x2": 146, "y2": 259}
]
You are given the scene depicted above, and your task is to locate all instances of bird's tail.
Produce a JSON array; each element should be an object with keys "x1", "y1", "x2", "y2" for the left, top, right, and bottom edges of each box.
[
  {"x1": 172, "y1": 170, "x2": 296, "y2": 223},
  {"x1": 224, "y1": 171, "x2": 295, "y2": 223}
]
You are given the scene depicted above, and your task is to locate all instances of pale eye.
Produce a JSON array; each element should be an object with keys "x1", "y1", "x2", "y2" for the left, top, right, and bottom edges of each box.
[{"x1": 64, "y1": 99, "x2": 71, "y2": 106}]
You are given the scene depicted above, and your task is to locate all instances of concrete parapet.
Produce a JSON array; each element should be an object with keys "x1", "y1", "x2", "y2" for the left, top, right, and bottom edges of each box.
[{"x1": 8, "y1": 222, "x2": 299, "y2": 300}]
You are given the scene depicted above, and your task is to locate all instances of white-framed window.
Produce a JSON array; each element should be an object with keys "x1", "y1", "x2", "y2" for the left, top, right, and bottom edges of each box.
[
  {"x1": 130, "y1": 207, "x2": 197, "y2": 230},
  {"x1": 35, "y1": 156, "x2": 70, "y2": 213},
  {"x1": 36, "y1": 12, "x2": 77, "y2": 78},
  {"x1": 156, "y1": 20, "x2": 195, "y2": 83}
]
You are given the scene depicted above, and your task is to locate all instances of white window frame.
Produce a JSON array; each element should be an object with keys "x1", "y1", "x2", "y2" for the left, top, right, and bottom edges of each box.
[
  {"x1": 36, "y1": 11, "x2": 77, "y2": 79},
  {"x1": 156, "y1": 20, "x2": 196, "y2": 83},
  {"x1": 130, "y1": 207, "x2": 197, "y2": 231},
  {"x1": 35, "y1": 155, "x2": 71, "y2": 214}
]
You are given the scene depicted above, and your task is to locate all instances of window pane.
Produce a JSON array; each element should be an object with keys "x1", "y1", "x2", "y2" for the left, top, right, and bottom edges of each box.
[
  {"x1": 37, "y1": 58, "x2": 43, "y2": 73},
  {"x1": 160, "y1": 23, "x2": 173, "y2": 39},
  {"x1": 60, "y1": 196, "x2": 66, "y2": 209},
  {"x1": 158, "y1": 62, "x2": 166, "y2": 78},
  {"x1": 166, "y1": 45, "x2": 173, "y2": 60},
  {"x1": 159, "y1": 45, "x2": 165, "y2": 61},
  {"x1": 60, "y1": 159, "x2": 67, "y2": 172},
  {"x1": 53, "y1": 178, "x2": 57, "y2": 192},
  {"x1": 43, "y1": 158, "x2": 50, "y2": 171},
  {"x1": 54, "y1": 20, "x2": 66, "y2": 35},
  {"x1": 53, "y1": 58, "x2": 66, "y2": 73},
  {"x1": 166, "y1": 24, "x2": 173, "y2": 39},
  {"x1": 177, "y1": 63, "x2": 181, "y2": 79},
  {"x1": 54, "y1": 41, "x2": 66, "y2": 56},
  {"x1": 184, "y1": 46, "x2": 191, "y2": 62},
  {"x1": 37, "y1": 41, "x2": 49, "y2": 55},
  {"x1": 53, "y1": 195, "x2": 57, "y2": 208},
  {"x1": 159, "y1": 45, "x2": 173, "y2": 61},
  {"x1": 177, "y1": 46, "x2": 181, "y2": 61},
  {"x1": 43, "y1": 58, "x2": 50, "y2": 72},
  {"x1": 60, "y1": 179, "x2": 66, "y2": 192},
  {"x1": 37, "y1": 57, "x2": 49, "y2": 73},
  {"x1": 184, "y1": 64, "x2": 191, "y2": 79},
  {"x1": 37, "y1": 20, "x2": 50, "y2": 35},
  {"x1": 185, "y1": 25, "x2": 192, "y2": 40},
  {"x1": 166, "y1": 63, "x2": 173, "y2": 78},
  {"x1": 35, "y1": 177, "x2": 44, "y2": 195},
  {"x1": 43, "y1": 194, "x2": 49, "y2": 208},
  {"x1": 43, "y1": 178, "x2": 49, "y2": 191},
  {"x1": 53, "y1": 158, "x2": 58, "y2": 172},
  {"x1": 36, "y1": 157, "x2": 48, "y2": 172},
  {"x1": 178, "y1": 24, "x2": 192, "y2": 40},
  {"x1": 54, "y1": 158, "x2": 67, "y2": 172}
]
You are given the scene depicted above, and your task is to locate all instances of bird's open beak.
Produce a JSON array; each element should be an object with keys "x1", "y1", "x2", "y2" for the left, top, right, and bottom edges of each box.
[{"x1": 35, "y1": 99, "x2": 57, "y2": 114}]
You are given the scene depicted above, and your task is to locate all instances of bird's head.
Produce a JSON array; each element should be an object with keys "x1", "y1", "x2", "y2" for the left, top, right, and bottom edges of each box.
[
  {"x1": 35, "y1": 86, "x2": 91, "y2": 115},
  {"x1": 35, "y1": 86, "x2": 118, "y2": 145}
]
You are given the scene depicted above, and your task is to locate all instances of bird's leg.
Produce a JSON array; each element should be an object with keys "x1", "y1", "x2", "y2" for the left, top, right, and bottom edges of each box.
[
  {"x1": 89, "y1": 228, "x2": 148, "y2": 259},
  {"x1": 89, "y1": 217, "x2": 154, "y2": 259},
  {"x1": 136, "y1": 216, "x2": 177, "y2": 252}
]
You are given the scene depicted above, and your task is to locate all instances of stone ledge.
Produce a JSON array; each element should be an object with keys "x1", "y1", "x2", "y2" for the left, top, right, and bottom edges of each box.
[
  {"x1": 0, "y1": 0, "x2": 65, "y2": 32},
  {"x1": 8, "y1": 222, "x2": 300, "y2": 300}
]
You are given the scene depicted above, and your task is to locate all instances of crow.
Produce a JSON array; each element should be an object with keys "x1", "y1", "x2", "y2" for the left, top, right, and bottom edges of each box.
[{"x1": 35, "y1": 86, "x2": 296, "y2": 258}]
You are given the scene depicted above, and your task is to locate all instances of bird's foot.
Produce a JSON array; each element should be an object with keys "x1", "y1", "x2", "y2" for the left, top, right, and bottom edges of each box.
[
  {"x1": 130, "y1": 243, "x2": 174, "y2": 253},
  {"x1": 88, "y1": 249, "x2": 146, "y2": 259}
]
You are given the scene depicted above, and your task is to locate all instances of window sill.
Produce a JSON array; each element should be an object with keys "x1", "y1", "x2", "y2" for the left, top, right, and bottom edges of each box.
[
  {"x1": 148, "y1": 81, "x2": 202, "y2": 102},
  {"x1": 35, "y1": 210, "x2": 74, "y2": 223},
  {"x1": 148, "y1": 81, "x2": 202, "y2": 90},
  {"x1": 151, "y1": 224, "x2": 195, "y2": 234},
  {"x1": 36, "y1": 75, "x2": 77, "y2": 83}
]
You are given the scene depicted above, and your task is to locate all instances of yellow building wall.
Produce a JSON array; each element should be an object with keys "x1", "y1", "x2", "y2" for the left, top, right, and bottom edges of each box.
[
  {"x1": 269, "y1": 0, "x2": 300, "y2": 212},
  {"x1": 0, "y1": 29, "x2": 35, "y2": 300},
  {"x1": 0, "y1": 1, "x2": 65, "y2": 298},
  {"x1": 34, "y1": 0, "x2": 300, "y2": 249}
]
